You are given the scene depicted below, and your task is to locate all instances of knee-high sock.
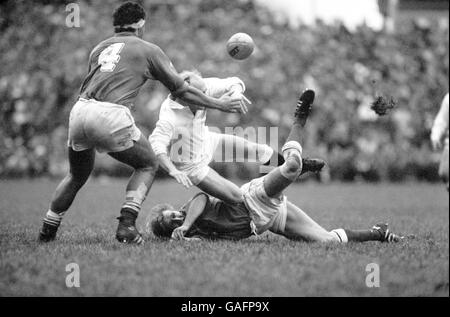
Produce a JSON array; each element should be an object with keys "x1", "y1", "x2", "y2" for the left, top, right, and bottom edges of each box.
[
  {"x1": 286, "y1": 123, "x2": 304, "y2": 145},
  {"x1": 331, "y1": 228, "x2": 383, "y2": 243},
  {"x1": 122, "y1": 182, "x2": 148, "y2": 214}
]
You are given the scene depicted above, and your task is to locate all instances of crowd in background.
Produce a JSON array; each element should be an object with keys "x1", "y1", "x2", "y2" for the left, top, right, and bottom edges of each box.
[{"x1": 0, "y1": 0, "x2": 448, "y2": 182}]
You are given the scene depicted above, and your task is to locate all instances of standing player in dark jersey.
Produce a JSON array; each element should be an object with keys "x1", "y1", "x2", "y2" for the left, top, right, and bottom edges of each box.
[
  {"x1": 38, "y1": 2, "x2": 247, "y2": 245},
  {"x1": 150, "y1": 90, "x2": 404, "y2": 244}
]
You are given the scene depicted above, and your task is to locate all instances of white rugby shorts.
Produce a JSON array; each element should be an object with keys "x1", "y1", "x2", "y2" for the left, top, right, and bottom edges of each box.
[
  {"x1": 241, "y1": 176, "x2": 288, "y2": 235},
  {"x1": 68, "y1": 98, "x2": 141, "y2": 153}
]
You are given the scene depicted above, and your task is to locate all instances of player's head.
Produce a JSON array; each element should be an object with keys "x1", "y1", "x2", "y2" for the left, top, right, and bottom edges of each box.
[
  {"x1": 180, "y1": 70, "x2": 206, "y2": 93},
  {"x1": 148, "y1": 204, "x2": 185, "y2": 238},
  {"x1": 113, "y1": 2, "x2": 147, "y2": 38},
  {"x1": 178, "y1": 70, "x2": 207, "y2": 110}
]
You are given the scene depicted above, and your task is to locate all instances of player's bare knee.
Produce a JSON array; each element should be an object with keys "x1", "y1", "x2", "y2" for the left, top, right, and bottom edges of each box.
[
  {"x1": 286, "y1": 157, "x2": 302, "y2": 173},
  {"x1": 281, "y1": 156, "x2": 303, "y2": 180},
  {"x1": 140, "y1": 166, "x2": 157, "y2": 177},
  {"x1": 136, "y1": 159, "x2": 159, "y2": 173}
]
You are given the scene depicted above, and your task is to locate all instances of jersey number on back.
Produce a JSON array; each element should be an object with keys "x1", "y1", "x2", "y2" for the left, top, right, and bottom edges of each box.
[{"x1": 98, "y1": 43, "x2": 125, "y2": 72}]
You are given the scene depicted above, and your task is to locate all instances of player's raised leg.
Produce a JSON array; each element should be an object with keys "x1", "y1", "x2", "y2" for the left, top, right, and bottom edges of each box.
[
  {"x1": 108, "y1": 134, "x2": 159, "y2": 245},
  {"x1": 218, "y1": 133, "x2": 275, "y2": 166},
  {"x1": 286, "y1": 89, "x2": 315, "y2": 143},
  {"x1": 196, "y1": 133, "x2": 276, "y2": 204},
  {"x1": 196, "y1": 156, "x2": 324, "y2": 205},
  {"x1": 263, "y1": 89, "x2": 317, "y2": 197},
  {"x1": 39, "y1": 148, "x2": 95, "y2": 242}
]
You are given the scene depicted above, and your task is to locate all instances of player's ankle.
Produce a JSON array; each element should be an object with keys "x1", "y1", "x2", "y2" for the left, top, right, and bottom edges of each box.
[
  {"x1": 118, "y1": 208, "x2": 138, "y2": 225},
  {"x1": 43, "y1": 210, "x2": 65, "y2": 228}
]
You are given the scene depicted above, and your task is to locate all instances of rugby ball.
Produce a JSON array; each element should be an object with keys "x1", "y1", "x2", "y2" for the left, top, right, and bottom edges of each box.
[{"x1": 226, "y1": 33, "x2": 255, "y2": 60}]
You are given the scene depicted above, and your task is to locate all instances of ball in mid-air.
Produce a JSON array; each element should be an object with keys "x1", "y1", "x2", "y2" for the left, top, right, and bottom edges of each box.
[{"x1": 226, "y1": 33, "x2": 255, "y2": 60}]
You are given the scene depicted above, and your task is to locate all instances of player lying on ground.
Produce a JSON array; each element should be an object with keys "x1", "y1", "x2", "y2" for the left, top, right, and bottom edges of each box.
[
  {"x1": 149, "y1": 90, "x2": 403, "y2": 243},
  {"x1": 431, "y1": 93, "x2": 449, "y2": 191},
  {"x1": 150, "y1": 71, "x2": 317, "y2": 204},
  {"x1": 38, "y1": 2, "x2": 247, "y2": 245}
]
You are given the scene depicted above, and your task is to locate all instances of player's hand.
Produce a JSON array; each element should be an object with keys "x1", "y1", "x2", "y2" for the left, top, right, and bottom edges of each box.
[
  {"x1": 171, "y1": 225, "x2": 189, "y2": 240},
  {"x1": 219, "y1": 90, "x2": 248, "y2": 114},
  {"x1": 169, "y1": 170, "x2": 193, "y2": 189},
  {"x1": 230, "y1": 90, "x2": 252, "y2": 115}
]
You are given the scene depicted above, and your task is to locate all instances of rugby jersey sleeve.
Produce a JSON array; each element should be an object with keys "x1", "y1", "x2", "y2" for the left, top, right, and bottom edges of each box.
[
  {"x1": 203, "y1": 77, "x2": 246, "y2": 98},
  {"x1": 149, "y1": 112, "x2": 176, "y2": 157},
  {"x1": 146, "y1": 44, "x2": 189, "y2": 96}
]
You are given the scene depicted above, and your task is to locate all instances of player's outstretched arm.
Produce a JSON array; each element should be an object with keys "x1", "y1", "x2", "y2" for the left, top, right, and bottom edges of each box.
[
  {"x1": 148, "y1": 45, "x2": 246, "y2": 113},
  {"x1": 204, "y1": 77, "x2": 251, "y2": 113},
  {"x1": 177, "y1": 86, "x2": 247, "y2": 113},
  {"x1": 204, "y1": 76, "x2": 246, "y2": 97},
  {"x1": 171, "y1": 194, "x2": 208, "y2": 240}
]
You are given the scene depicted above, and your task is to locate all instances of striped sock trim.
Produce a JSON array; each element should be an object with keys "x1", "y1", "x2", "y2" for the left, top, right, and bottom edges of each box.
[
  {"x1": 281, "y1": 141, "x2": 303, "y2": 160},
  {"x1": 43, "y1": 210, "x2": 65, "y2": 227},
  {"x1": 122, "y1": 202, "x2": 140, "y2": 213},
  {"x1": 331, "y1": 229, "x2": 348, "y2": 243}
]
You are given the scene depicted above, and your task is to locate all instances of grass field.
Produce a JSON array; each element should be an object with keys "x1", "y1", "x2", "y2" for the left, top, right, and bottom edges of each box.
[{"x1": 0, "y1": 178, "x2": 448, "y2": 297}]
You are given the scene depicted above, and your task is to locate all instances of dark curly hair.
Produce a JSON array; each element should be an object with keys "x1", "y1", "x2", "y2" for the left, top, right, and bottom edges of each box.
[
  {"x1": 151, "y1": 215, "x2": 173, "y2": 238},
  {"x1": 113, "y1": 2, "x2": 146, "y2": 33},
  {"x1": 148, "y1": 203, "x2": 175, "y2": 238}
]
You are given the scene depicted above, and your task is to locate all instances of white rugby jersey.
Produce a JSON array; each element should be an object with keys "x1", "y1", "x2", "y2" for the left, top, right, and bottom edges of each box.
[
  {"x1": 150, "y1": 77, "x2": 245, "y2": 166},
  {"x1": 432, "y1": 93, "x2": 449, "y2": 144}
]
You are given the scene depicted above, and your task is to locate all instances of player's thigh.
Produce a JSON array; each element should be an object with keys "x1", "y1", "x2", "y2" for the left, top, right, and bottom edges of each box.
[
  {"x1": 197, "y1": 168, "x2": 243, "y2": 204},
  {"x1": 282, "y1": 201, "x2": 334, "y2": 242},
  {"x1": 218, "y1": 134, "x2": 269, "y2": 163},
  {"x1": 218, "y1": 134, "x2": 248, "y2": 161},
  {"x1": 439, "y1": 145, "x2": 449, "y2": 178},
  {"x1": 262, "y1": 168, "x2": 293, "y2": 198},
  {"x1": 108, "y1": 133, "x2": 158, "y2": 170},
  {"x1": 68, "y1": 147, "x2": 95, "y2": 182}
]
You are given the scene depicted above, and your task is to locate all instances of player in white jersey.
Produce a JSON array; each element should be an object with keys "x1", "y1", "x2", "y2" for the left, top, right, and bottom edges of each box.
[
  {"x1": 150, "y1": 71, "x2": 324, "y2": 204},
  {"x1": 431, "y1": 93, "x2": 449, "y2": 191}
]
